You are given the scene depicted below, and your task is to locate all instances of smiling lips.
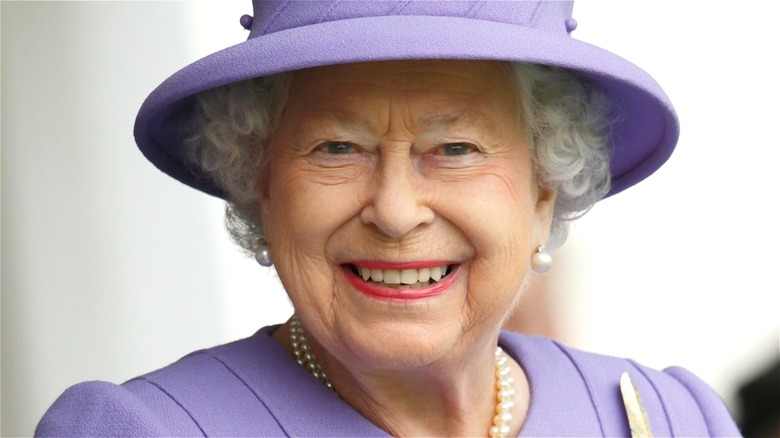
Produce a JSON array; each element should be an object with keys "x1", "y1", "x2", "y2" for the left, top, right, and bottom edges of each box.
[
  {"x1": 344, "y1": 262, "x2": 458, "y2": 300},
  {"x1": 357, "y1": 265, "x2": 450, "y2": 288}
]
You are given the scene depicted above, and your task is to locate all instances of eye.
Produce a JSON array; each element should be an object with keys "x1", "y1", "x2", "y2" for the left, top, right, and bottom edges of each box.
[
  {"x1": 439, "y1": 143, "x2": 475, "y2": 156},
  {"x1": 320, "y1": 141, "x2": 355, "y2": 155}
]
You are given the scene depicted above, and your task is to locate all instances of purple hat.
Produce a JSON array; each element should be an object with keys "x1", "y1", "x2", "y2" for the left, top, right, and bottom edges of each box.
[{"x1": 134, "y1": 0, "x2": 678, "y2": 199}]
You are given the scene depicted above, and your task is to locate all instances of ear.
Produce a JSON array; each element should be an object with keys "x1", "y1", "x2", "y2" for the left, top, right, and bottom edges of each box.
[{"x1": 533, "y1": 186, "x2": 557, "y2": 244}]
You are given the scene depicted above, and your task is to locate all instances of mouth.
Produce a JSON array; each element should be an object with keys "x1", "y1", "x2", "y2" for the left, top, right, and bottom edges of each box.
[{"x1": 346, "y1": 264, "x2": 455, "y2": 289}]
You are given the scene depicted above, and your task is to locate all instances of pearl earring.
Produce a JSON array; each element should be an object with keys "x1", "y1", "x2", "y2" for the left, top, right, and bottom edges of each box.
[
  {"x1": 255, "y1": 238, "x2": 273, "y2": 267},
  {"x1": 531, "y1": 245, "x2": 552, "y2": 273}
]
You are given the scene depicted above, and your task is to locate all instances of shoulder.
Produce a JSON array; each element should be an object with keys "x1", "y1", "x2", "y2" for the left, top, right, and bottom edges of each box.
[
  {"x1": 661, "y1": 366, "x2": 744, "y2": 435},
  {"x1": 35, "y1": 380, "x2": 177, "y2": 436},
  {"x1": 36, "y1": 326, "x2": 288, "y2": 437},
  {"x1": 499, "y1": 332, "x2": 740, "y2": 437},
  {"x1": 38, "y1": 326, "x2": 386, "y2": 437}
]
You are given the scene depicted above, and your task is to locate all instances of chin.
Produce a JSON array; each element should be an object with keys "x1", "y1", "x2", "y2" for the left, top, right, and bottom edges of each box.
[{"x1": 330, "y1": 314, "x2": 468, "y2": 369}]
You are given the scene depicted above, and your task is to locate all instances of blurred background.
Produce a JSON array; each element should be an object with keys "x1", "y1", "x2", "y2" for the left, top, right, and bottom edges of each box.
[{"x1": 3, "y1": 1, "x2": 778, "y2": 435}]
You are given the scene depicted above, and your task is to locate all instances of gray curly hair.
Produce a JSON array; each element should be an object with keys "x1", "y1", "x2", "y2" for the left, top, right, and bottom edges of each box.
[{"x1": 185, "y1": 62, "x2": 611, "y2": 256}]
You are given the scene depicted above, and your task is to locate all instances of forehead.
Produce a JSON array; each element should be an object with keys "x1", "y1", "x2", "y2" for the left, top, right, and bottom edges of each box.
[{"x1": 283, "y1": 60, "x2": 519, "y2": 127}]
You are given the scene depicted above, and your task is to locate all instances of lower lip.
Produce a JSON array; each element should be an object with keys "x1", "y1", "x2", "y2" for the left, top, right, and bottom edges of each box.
[{"x1": 342, "y1": 265, "x2": 459, "y2": 301}]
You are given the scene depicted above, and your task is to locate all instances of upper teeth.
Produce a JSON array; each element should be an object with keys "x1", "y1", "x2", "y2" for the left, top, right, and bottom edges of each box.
[{"x1": 358, "y1": 266, "x2": 449, "y2": 285}]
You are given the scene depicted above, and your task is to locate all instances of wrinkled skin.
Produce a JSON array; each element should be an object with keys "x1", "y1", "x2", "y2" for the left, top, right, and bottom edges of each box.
[{"x1": 261, "y1": 60, "x2": 555, "y2": 436}]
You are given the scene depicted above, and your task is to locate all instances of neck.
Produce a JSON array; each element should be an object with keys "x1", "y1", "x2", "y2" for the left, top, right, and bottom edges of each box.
[
  {"x1": 273, "y1": 321, "x2": 530, "y2": 437},
  {"x1": 334, "y1": 357, "x2": 512, "y2": 437}
]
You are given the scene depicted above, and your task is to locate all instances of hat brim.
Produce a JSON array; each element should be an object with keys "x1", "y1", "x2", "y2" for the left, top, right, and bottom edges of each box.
[{"x1": 135, "y1": 15, "x2": 678, "y2": 199}]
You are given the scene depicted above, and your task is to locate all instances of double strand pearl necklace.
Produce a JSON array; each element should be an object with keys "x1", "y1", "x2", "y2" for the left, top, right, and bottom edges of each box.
[{"x1": 288, "y1": 315, "x2": 515, "y2": 437}]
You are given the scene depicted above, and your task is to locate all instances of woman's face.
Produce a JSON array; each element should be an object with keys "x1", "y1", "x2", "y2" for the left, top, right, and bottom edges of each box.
[{"x1": 260, "y1": 60, "x2": 555, "y2": 369}]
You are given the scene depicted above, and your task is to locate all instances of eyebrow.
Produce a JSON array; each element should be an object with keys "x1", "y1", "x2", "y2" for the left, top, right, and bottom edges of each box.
[
  {"x1": 416, "y1": 110, "x2": 484, "y2": 129},
  {"x1": 325, "y1": 109, "x2": 376, "y2": 129},
  {"x1": 309, "y1": 108, "x2": 493, "y2": 133}
]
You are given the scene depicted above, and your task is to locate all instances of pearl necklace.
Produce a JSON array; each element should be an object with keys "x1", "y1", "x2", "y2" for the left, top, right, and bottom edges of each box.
[
  {"x1": 289, "y1": 315, "x2": 334, "y2": 390},
  {"x1": 288, "y1": 315, "x2": 515, "y2": 437}
]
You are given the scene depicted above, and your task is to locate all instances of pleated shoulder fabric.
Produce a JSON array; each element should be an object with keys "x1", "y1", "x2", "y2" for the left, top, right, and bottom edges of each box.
[
  {"x1": 501, "y1": 332, "x2": 740, "y2": 437},
  {"x1": 36, "y1": 327, "x2": 740, "y2": 437}
]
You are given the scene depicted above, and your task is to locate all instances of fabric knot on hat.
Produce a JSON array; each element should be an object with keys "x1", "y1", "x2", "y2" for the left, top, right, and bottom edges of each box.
[
  {"x1": 565, "y1": 17, "x2": 578, "y2": 33},
  {"x1": 240, "y1": 14, "x2": 254, "y2": 31}
]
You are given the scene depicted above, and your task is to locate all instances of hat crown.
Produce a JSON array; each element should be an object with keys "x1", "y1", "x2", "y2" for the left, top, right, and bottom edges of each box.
[
  {"x1": 248, "y1": 0, "x2": 574, "y2": 39},
  {"x1": 135, "y1": 0, "x2": 677, "y2": 200}
]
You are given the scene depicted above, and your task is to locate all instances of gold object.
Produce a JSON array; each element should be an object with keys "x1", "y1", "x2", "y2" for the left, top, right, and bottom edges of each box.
[{"x1": 620, "y1": 372, "x2": 654, "y2": 437}]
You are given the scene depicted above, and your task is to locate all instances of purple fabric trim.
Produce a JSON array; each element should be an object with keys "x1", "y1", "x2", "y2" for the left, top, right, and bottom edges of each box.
[
  {"x1": 130, "y1": 377, "x2": 206, "y2": 435},
  {"x1": 121, "y1": 379, "x2": 204, "y2": 436},
  {"x1": 628, "y1": 358, "x2": 678, "y2": 435},
  {"x1": 552, "y1": 340, "x2": 611, "y2": 436},
  {"x1": 37, "y1": 328, "x2": 737, "y2": 436},
  {"x1": 664, "y1": 366, "x2": 742, "y2": 437},
  {"x1": 205, "y1": 351, "x2": 288, "y2": 434},
  {"x1": 252, "y1": 1, "x2": 551, "y2": 37},
  {"x1": 625, "y1": 359, "x2": 677, "y2": 436},
  {"x1": 500, "y1": 333, "x2": 604, "y2": 436},
  {"x1": 191, "y1": 327, "x2": 387, "y2": 436},
  {"x1": 35, "y1": 381, "x2": 171, "y2": 436}
]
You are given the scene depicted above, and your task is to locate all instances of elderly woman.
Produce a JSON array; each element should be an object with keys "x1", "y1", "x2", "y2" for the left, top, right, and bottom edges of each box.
[{"x1": 37, "y1": 1, "x2": 739, "y2": 437}]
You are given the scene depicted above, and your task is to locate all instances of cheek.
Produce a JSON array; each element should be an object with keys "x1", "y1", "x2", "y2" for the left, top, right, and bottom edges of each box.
[
  {"x1": 438, "y1": 166, "x2": 538, "y2": 258},
  {"x1": 263, "y1": 159, "x2": 367, "y2": 267},
  {"x1": 450, "y1": 172, "x2": 534, "y2": 321},
  {"x1": 436, "y1": 166, "x2": 538, "y2": 309},
  {"x1": 262, "y1": 163, "x2": 365, "y2": 312}
]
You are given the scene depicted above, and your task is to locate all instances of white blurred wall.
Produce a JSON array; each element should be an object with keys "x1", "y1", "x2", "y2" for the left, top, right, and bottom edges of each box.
[
  {"x1": 2, "y1": 1, "x2": 778, "y2": 436},
  {"x1": 1, "y1": 3, "x2": 290, "y2": 435},
  {"x1": 565, "y1": 0, "x2": 780, "y2": 412}
]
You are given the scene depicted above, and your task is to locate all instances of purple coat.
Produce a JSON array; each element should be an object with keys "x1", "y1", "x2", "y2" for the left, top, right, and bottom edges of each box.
[{"x1": 36, "y1": 326, "x2": 740, "y2": 436}]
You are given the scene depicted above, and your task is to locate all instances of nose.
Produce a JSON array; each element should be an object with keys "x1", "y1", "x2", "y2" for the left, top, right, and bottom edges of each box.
[{"x1": 360, "y1": 152, "x2": 434, "y2": 238}]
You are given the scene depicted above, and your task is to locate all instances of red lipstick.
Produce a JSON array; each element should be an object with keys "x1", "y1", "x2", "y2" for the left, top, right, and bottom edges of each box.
[
  {"x1": 348, "y1": 260, "x2": 455, "y2": 270},
  {"x1": 341, "y1": 263, "x2": 459, "y2": 301}
]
